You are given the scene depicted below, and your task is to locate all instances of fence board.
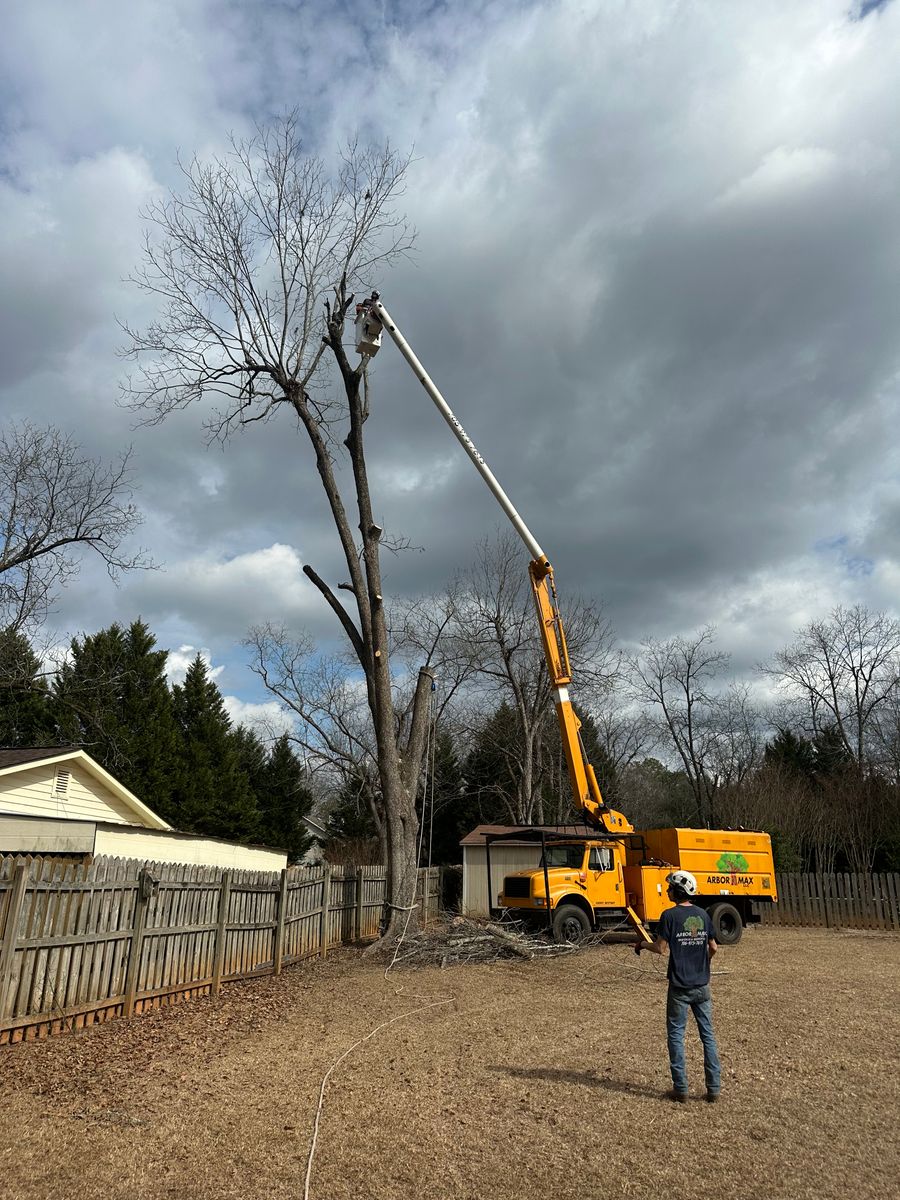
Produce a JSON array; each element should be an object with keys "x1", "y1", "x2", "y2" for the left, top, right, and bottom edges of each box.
[
  {"x1": 887, "y1": 873, "x2": 900, "y2": 929},
  {"x1": 762, "y1": 871, "x2": 900, "y2": 932}
]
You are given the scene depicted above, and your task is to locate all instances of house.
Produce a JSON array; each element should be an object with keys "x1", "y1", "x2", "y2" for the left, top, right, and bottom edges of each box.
[
  {"x1": 0, "y1": 747, "x2": 287, "y2": 871},
  {"x1": 460, "y1": 824, "x2": 598, "y2": 916}
]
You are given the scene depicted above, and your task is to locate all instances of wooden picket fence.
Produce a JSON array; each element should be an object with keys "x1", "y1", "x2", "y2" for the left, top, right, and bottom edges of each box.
[
  {"x1": 758, "y1": 872, "x2": 900, "y2": 931},
  {"x1": 0, "y1": 855, "x2": 442, "y2": 1046}
]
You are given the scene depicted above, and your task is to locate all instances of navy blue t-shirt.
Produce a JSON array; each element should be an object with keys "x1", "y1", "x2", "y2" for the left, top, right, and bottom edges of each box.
[{"x1": 658, "y1": 904, "x2": 714, "y2": 989}]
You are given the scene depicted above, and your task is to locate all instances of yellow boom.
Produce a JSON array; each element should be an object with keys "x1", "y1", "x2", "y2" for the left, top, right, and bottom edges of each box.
[{"x1": 356, "y1": 294, "x2": 631, "y2": 837}]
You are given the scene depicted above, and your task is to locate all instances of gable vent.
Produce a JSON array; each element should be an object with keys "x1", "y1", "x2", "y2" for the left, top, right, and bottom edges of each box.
[{"x1": 54, "y1": 769, "x2": 71, "y2": 796}]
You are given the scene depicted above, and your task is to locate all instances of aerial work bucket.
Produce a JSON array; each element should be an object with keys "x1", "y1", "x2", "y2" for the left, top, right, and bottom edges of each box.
[{"x1": 355, "y1": 304, "x2": 383, "y2": 357}]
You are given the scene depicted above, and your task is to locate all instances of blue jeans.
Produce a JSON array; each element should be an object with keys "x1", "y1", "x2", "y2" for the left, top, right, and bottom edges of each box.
[{"x1": 666, "y1": 984, "x2": 721, "y2": 1095}]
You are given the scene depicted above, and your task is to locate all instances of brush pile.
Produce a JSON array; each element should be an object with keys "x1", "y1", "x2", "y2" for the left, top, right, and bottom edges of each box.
[{"x1": 390, "y1": 915, "x2": 582, "y2": 969}]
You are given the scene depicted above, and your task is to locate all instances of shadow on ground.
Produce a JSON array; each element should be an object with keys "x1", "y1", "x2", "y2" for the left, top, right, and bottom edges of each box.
[{"x1": 493, "y1": 1063, "x2": 662, "y2": 1099}]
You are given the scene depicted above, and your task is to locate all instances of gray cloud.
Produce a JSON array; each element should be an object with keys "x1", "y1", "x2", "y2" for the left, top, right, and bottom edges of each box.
[{"x1": 3, "y1": 0, "x2": 900, "y2": 706}]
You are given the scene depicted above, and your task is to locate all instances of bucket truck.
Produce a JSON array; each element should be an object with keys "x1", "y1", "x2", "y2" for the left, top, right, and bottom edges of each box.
[{"x1": 355, "y1": 295, "x2": 776, "y2": 945}]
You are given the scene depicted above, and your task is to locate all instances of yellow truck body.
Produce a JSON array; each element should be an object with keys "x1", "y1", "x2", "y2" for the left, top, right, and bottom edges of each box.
[{"x1": 498, "y1": 827, "x2": 777, "y2": 944}]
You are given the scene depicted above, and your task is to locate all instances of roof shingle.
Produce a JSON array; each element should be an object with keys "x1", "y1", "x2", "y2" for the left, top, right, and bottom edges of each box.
[{"x1": 0, "y1": 747, "x2": 83, "y2": 770}]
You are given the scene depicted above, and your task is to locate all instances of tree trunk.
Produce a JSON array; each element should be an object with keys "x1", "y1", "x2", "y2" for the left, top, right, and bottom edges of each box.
[{"x1": 372, "y1": 665, "x2": 434, "y2": 941}]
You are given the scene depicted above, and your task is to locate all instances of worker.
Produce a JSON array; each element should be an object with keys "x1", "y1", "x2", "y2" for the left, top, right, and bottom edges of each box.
[{"x1": 635, "y1": 870, "x2": 721, "y2": 1103}]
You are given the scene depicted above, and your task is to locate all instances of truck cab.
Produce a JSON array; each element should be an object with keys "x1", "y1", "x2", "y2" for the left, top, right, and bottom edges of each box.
[{"x1": 500, "y1": 838, "x2": 630, "y2": 942}]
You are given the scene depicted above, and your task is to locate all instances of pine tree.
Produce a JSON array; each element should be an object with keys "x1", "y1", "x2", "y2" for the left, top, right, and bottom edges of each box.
[
  {"x1": 232, "y1": 724, "x2": 269, "y2": 798},
  {"x1": 540, "y1": 709, "x2": 619, "y2": 824},
  {"x1": 52, "y1": 620, "x2": 179, "y2": 819},
  {"x1": 420, "y1": 728, "x2": 470, "y2": 865},
  {"x1": 325, "y1": 768, "x2": 380, "y2": 840},
  {"x1": 764, "y1": 728, "x2": 817, "y2": 780},
  {"x1": 258, "y1": 734, "x2": 314, "y2": 862},
  {"x1": 813, "y1": 726, "x2": 854, "y2": 779},
  {"x1": 322, "y1": 767, "x2": 383, "y2": 864},
  {"x1": 462, "y1": 705, "x2": 520, "y2": 825},
  {"x1": 170, "y1": 656, "x2": 260, "y2": 840},
  {"x1": 0, "y1": 626, "x2": 56, "y2": 747}
]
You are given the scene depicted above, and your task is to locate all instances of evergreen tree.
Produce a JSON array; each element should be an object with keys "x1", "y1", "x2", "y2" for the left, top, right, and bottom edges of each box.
[
  {"x1": 324, "y1": 767, "x2": 380, "y2": 841},
  {"x1": 419, "y1": 728, "x2": 468, "y2": 865},
  {"x1": 53, "y1": 620, "x2": 180, "y2": 819},
  {"x1": 258, "y1": 734, "x2": 314, "y2": 862},
  {"x1": 170, "y1": 655, "x2": 260, "y2": 840},
  {"x1": 321, "y1": 767, "x2": 383, "y2": 864},
  {"x1": 0, "y1": 626, "x2": 56, "y2": 747},
  {"x1": 462, "y1": 704, "x2": 520, "y2": 825},
  {"x1": 232, "y1": 724, "x2": 269, "y2": 798},
  {"x1": 764, "y1": 728, "x2": 817, "y2": 780},
  {"x1": 541, "y1": 710, "x2": 619, "y2": 823},
  {"x1": 812, "y1": 725, "x2": 854, "y2": 779}
]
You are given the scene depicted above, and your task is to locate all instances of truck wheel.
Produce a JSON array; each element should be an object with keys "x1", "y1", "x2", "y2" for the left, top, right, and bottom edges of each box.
[
  {"x1": 552, "y1": 904, "x2": 591, "y2": 944},
  {"x1": 708, "y1": 902, "x2": 742, "y2": 945}
]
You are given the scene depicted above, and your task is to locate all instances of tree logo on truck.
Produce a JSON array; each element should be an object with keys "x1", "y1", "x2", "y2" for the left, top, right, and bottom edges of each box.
[{"x1": 716, "y1": 853, "x2": 749, "y2": 875}]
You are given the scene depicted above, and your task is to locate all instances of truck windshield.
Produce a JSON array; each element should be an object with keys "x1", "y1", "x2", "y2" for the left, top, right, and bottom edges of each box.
[{"x1": 541, "y1": 845, "x2": 585, "y2": 869}]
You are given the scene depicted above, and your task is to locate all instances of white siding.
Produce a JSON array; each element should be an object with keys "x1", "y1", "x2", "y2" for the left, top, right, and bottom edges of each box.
[
  {"x1": 0, "y1": 814, "x2": 95, "y2": 855},
  {"x1": 462, "y1": 844, "x2": 545, "y2": 916},
  {"x1": 0, "y1": 761, "x2": 136, "y2": 825},
  {"x1": 94, "y1": 826, "x2": 287, "y2": 871}
]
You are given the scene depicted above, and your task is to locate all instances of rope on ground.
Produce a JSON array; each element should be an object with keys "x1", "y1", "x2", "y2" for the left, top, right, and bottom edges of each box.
[
  {"x1": 305, "y1": 690, "x2": 451, "y2": 1200},
  {"x1": 302, "y1": 998, "x2": 453, "y2": 1200}
]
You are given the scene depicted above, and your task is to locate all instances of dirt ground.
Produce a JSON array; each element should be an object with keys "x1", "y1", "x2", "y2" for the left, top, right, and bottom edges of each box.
[{"x1": 0, "y1": 926, "x2": 897, "y2": 1200}]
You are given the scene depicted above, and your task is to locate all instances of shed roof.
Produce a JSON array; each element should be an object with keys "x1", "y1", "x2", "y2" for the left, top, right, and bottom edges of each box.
[{"x1": 460, "y1": 823, "x2": 599, "y2": 847}]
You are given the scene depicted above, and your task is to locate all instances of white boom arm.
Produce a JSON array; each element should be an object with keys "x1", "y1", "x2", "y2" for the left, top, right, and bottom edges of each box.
[{"x1": 356, "y1": 294, "x2": 550, "y2": 573}]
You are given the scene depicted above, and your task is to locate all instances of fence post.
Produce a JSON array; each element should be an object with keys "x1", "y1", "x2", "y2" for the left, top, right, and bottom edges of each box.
[
  {"x1": 319, "y1": 865, "x2": 331, "y2": 959},
  {"x1": 273, "y1": 869, "x2": 288, "y2": 976},
  {"x1": 123, "y1": 868, "x2": 151, "y2": 1017},
  {"x1": 212, "y1": 872, "x2": 232, "y2": 995},
  {"x1": 887, "y1": 873, "x2": 900, "y2": 930},
  {"x1": 0, "y1": 865, "x2": 28, "y2": 1020},
  {"x1": 355, "y1": 867, "x2": 364, "y2": 941}
]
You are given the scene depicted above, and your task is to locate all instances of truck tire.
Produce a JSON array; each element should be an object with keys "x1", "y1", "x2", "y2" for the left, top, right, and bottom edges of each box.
[
  {"x1": 708, "y1": 902, "x2": 742, "y2": 945},
  {"x1": 552, "y1": 904, "x2": 591, "y2": 944}
]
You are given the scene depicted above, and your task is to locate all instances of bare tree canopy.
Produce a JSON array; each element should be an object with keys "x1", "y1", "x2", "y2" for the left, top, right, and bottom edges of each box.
[
  {"x1": 629, "y1": 626, "x2": 762, "y2": 826},
  {"x1": 768, "y1": 604, "x2": 900, "y2": 769},
  {"x1": 122, "y1": 118, "x2": 432, "y2": 942},
  {"x1": 0, "y1": 422, "x2": 147, "y2": 631},
  {"x1": 447, "y1": 532, "x2": 619, "y2": 824},
  {"x1": 122, "y1": 116, "x2": 413, "y2": 436}
]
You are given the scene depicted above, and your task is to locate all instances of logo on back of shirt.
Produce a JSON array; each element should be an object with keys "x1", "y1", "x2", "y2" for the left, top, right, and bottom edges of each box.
[{"x1": 682, "y1": 915, "x2": 705, "y2": 936}]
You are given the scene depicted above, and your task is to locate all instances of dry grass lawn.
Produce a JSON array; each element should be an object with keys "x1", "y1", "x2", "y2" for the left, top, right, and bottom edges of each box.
[{"x1": 0, "y1": 926, "x2": 897, "y2": 1200}]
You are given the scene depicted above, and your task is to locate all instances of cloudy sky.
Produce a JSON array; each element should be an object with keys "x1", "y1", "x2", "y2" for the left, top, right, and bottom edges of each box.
[{"x1": 2, "y1": 0, "x2": 899, "y2": 723}]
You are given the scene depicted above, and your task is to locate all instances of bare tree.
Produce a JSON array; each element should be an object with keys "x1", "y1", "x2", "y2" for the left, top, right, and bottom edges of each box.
[
  {"x1": 706, "y1": 681, "x2": 764, "y2": 790},
  {"x1": 449, "y1": 532, "x2": 619, "y2": 824},
  {"x1": 767, "y1": 605, "x2": 900, "y2": 770},
  {"x1": 714, "y1": 764, "x2": 841, "y2": 873},
  {"x1": 629, "y1": 627, "x2": 753, "y2": 827},
  {"x1": 588, "y1": 694, "x2": 657, "y2": 802},
  {"x1": 0, "y1": 422, "x2": 146, "y2": 631},
  {"x1": 618, "y1": 757, "x2": 695, "y2": 830},
  {"x1": 123, "y1": 118, "x2": 432, "y2": 940},
  {"x1": 870, "y1": 680, "x2": 900, "y2": 785}
]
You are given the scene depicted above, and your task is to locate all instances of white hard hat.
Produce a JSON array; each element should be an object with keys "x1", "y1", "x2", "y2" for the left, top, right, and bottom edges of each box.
[{"x1": 666, "y1": 870, "x2": 698, "y2": 897}]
